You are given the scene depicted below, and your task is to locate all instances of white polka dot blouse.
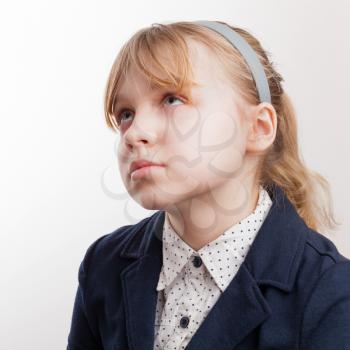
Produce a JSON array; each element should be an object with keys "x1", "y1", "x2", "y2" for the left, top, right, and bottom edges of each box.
[{"x1": 153, "y1": 185, "x2": 273, "y2": 350}]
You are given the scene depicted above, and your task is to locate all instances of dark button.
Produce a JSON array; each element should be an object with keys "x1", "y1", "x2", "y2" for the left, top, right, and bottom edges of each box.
[
  {"x1": 192, "y1": 255, "x2": 202, "y2": 268},
  {"x1": 180, "y1": 316, "x2": 190, "y2": 328}
]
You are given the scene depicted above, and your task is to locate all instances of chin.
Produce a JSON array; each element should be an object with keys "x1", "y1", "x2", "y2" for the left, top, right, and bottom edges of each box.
[{"x1": 133, "y1": 192, "x2": 174, "y2": 211}]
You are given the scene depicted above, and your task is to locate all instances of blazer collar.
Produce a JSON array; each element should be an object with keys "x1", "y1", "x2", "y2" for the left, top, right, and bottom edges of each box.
[{"x1": 119, "y1": 183, "x2": 309, "y2": 350}]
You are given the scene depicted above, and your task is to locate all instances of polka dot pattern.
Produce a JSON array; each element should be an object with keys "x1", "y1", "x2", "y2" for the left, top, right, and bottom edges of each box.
[{"x1": 153, "y1": 185, "x2": 273, "y2": 349}]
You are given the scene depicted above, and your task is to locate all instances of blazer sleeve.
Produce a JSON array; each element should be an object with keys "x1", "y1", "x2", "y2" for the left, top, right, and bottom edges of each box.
[
  {"x1": 67, "y1": 241, "x2": 104, "y2": 350},
  {"x1": 299, "y1": 260, "x2": 350, "y2": 349}
]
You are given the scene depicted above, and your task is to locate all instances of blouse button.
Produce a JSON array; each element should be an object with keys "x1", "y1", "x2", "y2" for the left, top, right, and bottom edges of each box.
[
  {"x1": 180, "y1": 316, "x2": 190, "y2": 328},
  {"x1": 192, "y1": 256, "x2": 202, "y2": 268}
]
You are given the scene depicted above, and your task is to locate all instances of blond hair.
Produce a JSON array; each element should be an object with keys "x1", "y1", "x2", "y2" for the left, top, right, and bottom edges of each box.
[{"x1": 103, "y1": 20, "x2": 341, "y2": 235}]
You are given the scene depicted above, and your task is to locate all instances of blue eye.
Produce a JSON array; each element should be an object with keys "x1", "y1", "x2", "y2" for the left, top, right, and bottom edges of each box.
[
  {"x1": 117, "y1": 110, "x2": 133, "y2": 125},
  {"x1": 114, "y1": 93, "x2": 184, "y2": 126},
  {"x1": 163, "y1": 94, "x2": 184, "y2": 106}
]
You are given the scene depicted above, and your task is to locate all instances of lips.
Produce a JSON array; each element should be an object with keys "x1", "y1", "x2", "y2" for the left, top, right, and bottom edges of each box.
[{"x1": 129, "y1": 159, "x2": 165, "y2": 175}]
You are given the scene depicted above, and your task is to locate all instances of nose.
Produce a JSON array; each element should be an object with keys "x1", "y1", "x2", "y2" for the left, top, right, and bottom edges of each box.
[{"x1": 123, "y1": 106, "x2": 160, "y2": 150}]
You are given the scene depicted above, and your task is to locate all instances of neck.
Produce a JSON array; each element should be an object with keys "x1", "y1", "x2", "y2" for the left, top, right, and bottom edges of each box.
[{"x1": 165, "y1": 163, "x2": 260, "y2": 251}]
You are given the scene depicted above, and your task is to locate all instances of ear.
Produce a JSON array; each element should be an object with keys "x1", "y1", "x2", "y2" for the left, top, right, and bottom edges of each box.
[{"x1": 246, "y1": 102, "x2": 277, "y2": 155}]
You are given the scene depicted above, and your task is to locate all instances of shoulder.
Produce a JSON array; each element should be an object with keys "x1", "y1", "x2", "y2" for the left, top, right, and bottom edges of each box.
[
  {"x1": 305, "y1": 228, "x2": 349, "y2": 264},
  {"x1": 77, "y1": 214, "x2": 154, "y2": 285},
  {"x1": 297, "y1": 227, "x2": 350, "y2": 283},
  {"x1": 299, "y1": 229, "x2": 350, "y2": 349}
]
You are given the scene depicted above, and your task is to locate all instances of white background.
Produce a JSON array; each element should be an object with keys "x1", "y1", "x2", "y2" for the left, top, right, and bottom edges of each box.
[{"x1": 1, "y1": 1, "x2": 349, "y2": 349}]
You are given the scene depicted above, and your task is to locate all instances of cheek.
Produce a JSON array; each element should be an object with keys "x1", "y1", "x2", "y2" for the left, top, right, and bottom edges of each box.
[
  {"x1": 117, "y1": 142, "x2": 131, "y2": 185},
  {"x1": 167, "y1": 105, "x2": 201, "y2": 141},
  {"x1": 200, "y1": 111, "x2": 236, "y2": 148},
  {"x1": 166, "y1": 112, "x2": 246, "y2": 183},
  {"x1": 200, "y1": 112, "x2": 246, "y2": 175}
]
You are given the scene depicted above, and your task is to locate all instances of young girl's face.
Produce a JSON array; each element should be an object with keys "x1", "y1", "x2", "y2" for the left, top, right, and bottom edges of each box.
[{"x1": 116, "y1": 40, "x2": 252, "y2": 211}]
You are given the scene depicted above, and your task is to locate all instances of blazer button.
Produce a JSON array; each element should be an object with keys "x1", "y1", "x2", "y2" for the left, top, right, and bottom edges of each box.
[
  {"x1": 192, "y1": 255, "x2": 202, "y2": 268},
  {"x1": 180, "y1": 316, "x2": 190, "y2": 328}
]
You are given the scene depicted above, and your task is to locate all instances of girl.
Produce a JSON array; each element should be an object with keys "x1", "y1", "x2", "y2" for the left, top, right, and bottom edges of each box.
[{"x1": 67, "y1": 21, "x2": 350, "y2": 350}]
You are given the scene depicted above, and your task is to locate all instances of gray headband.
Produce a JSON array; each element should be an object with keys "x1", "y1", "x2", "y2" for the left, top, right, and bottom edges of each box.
[{"x1": 194, "y1": 20, "x2": 271, "y2": 104}]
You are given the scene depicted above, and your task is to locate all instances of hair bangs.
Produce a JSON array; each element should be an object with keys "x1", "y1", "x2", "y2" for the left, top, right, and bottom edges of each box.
[{"x1": 105, "y1": 23, "x2": 201, "y2": 130}]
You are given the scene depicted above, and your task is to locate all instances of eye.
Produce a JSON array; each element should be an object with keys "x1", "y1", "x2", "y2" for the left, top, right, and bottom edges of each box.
[
  {"x1": 163, "y1": 94, "x2": 184, "y2": 107},
  {"x1": 114, "y1": 93, "x2": 185, "y2": 126},
  {"x1": 114, "y1": 110, "x2": 133, "y2": 126}
]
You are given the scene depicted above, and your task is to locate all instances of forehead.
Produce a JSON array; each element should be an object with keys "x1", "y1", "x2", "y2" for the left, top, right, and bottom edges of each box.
[
  {"x1": 186, "y1": 38, "x2": 229, "y2": 85},
  {"x1": 116, "y1": 39, "x2": 230, "y2": 99}
]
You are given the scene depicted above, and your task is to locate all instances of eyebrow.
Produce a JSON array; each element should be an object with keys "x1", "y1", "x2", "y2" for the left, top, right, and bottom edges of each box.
[
  {"x1": 113, "y1": 83, "x2": 197, "y2": 110},
  {"x1": 114, "y1": 84, "x2": 162, "y2": 103},
  {"x1": 114, "y1": 85, "x2": 182, "y2": 107},
  {"x1": 114, "y1": 93, "x2": 131, "y2": 103}
]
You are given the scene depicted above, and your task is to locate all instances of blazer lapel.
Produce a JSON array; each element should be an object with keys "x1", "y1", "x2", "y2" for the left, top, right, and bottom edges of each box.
[
  {"x1": 120, "y1": 183, "x2": 309, "y2": 350},
  {"x1": 185, "y1": 262, "x2": 271, "y2": 350},
  {"x1": 120, "y1": 210, "x2": 165, "y2": 350}
]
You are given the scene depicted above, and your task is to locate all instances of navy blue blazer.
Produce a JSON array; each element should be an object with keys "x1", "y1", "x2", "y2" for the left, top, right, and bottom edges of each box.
[{"x1": 67, "y1": 184, "x2": 350, "y2": 349}]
